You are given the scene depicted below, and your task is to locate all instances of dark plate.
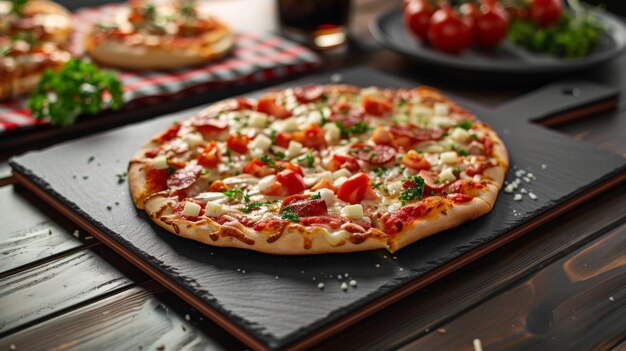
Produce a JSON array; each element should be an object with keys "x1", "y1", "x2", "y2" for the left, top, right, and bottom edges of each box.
[{"x1": 370, "y1": 8, "x2": 626, "y2": 75}]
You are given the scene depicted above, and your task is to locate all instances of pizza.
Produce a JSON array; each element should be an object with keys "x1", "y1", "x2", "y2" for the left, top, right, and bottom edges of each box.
[
  {"x1": 0, "y1": 0, "x2": 73, "y2": 45},
  {"x1": 0, "y1": 0, "x2": 72, "y2": 100},
  {"x1": 85, "y1": 0, "x2": 234, "y2": 70},
  {"x1": 129, "y1": 84, "x2": 509, "y2": 254}
]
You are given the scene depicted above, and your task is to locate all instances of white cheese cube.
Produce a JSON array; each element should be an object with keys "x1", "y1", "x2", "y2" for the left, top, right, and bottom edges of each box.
[
  {"x1": 424, "y1": 144, "x2": 445, "y2": 153},
  {"x1": 282, "y1": 118, "x2": 299, "y2": 132},
  {"x1": 342, "y1": 204, "x2": 364, "y2": 219},
  {"x1": 183, "y1": 133, "x2": 203, "y2": 147},
  {"x1": 439, "y1": 168, "x2": 457, "y2": 183},
  {"x1": 307, "y1": 111, "x2": 323, "y2": 125},
  {"x1": 249, "y1": 134, "x2": 273, "y2": 152},
  {"x1": 430, "y1": 116, "x2": 454, "y2": 128},
  {"x1": 333, "y1": 176, "x2": 348, "y2": 188},
  {"x1": 204, "y1": 202, "x2": 223, "y2": 217},
  {"x1": 451, "y1": 128, "x2": 470, "y2": 143},
  {"x1": 440, "y1": 151, "x2": 458, "y2": 164},
  {"x1": 317, "y1": 188, "x2": 336, "y2": 206},
  {"x1": 248, "y1": 112, "x2": 268, "y2": 128},
  {"x1": 317, "y1": 171, "x2": 333, "y2": 182},
  {"x1": 434, "y1": 102, "x2": 450, "y2": 116},
  {"x1": 324, "y1": 123, "x2": 341, "y2": 142},
  {"x1": 258, "y1": 175, "x2": 277, "y2": 192},
  {"x1": 286, "y1": 140, "x2": 303, "y2": 158},
  {"x1": 332, "y1": 168, "x2": 352, "y2": 180},
  {"x1": 182, "y1": 201, "x2": 201, "y2": 217},
  {"x1": 152, "y1": 156, "x2": 169, "y2": 170}
]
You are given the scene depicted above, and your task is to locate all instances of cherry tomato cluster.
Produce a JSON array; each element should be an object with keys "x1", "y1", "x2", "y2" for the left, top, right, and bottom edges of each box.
[{"x1": 403, "y1": 0, "x2": 563, "y2": 54}]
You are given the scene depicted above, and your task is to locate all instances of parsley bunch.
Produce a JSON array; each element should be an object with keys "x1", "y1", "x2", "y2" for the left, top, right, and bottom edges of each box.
[
  {"x1": 28, "y1": 59, "x2": 124, "y2": 126},
  {"x1": 281, "y1": 206, "x2": 300, "y2": 223},
  {"x1": 399, "y1": 176, "x2": 425, "y2": 205}
]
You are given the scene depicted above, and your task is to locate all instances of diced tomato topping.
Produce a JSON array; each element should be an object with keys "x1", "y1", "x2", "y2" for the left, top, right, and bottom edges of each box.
[
  {"x1": 383, "y1": 203, "x2": 428, "y2": 235},
  {"x1": 243, "y1": 159, "x2": 275, "y2": 177},
  {"x1": 144, "y1": 148, "x2": 160, "y2": 158},
  {"x1": 363, "y1": 95, "x2": 393, "y2": 116},
  {"x1": 371, "y1": 126, "x2": 396, "y2": 147},
  {"x1": 327, "y1": 154, "x2": 361, "y2": 172},
  {"x1": 276, "y1": 169, "x2": 307, "y2": 195},
  {"x1": 253, "y1": 217, "x2": 288, "y2": 232},
  {"x1": 262, "y1": 181, "x2": 288, "y2": 196},
  {"x1": 311, "y1": 179, "x2": 338, "y2": 193},
  {"x1": 350, "y1": 144, "x2": 396, "y2": 166},
  {"x1": 293, "y1": 84, "x2": 324, "y2": 103},
  {"x1": 168, "y1": 160, "x2": 186, "y2": 169},
  {"x1": 277, "y1": 124, "x2": 327, "y2": 150},
  {"x1": 231, "y1": 97, "x2": 254, "y2": 111},
  {"x1": 197, "y1": 141, "x2": 220, "y2": 168},
  {"x1": 226, "y1": 134, "x2": 250, "y2": 154},
  {"x1": 483, "y1": 136, "x2": 494, "y2": 156},
  {"x1": 167, "y1": 165, "x2": 203, "y2": 190},
  {"x1": 207, "y1": 180, "x2": 230, "y2": 192},
  {"x1": 447, "y1": 193, "x2": 473, "y2": 203},
  {"x1": 401, "y1": 150, "x2": 431, "y2": 171},
  {"x1": 337, "y1": 172, "x2": 377, "y2": 204},
  {"x1": 257, "y1": 96, "x2": 292, "y2": 119},
  {"x1": 280, "y1": 161, "x2": 304, "y2": 176},
  {"x1": 145, "y1": 168, "x2": 169, "y2": 193},
  {"x1": 156, "y1": 123, "x2": 181, "y2": 143},
  {"x1": 276, "y1": 132, "x2": 292, "y2": 148},
  {"x1": 284, "y1": 199, "x2": 328, "y2": 217}
]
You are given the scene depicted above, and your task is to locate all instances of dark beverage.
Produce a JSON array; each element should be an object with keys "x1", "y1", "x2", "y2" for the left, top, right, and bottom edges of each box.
[{"x1": 277, "y1": 0, "x2": 351, "y2": 50}]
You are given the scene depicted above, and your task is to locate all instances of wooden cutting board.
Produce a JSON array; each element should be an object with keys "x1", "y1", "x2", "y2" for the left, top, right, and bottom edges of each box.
[{"x1": 10, "y1": 68, "x2": 625, "y2": 351}]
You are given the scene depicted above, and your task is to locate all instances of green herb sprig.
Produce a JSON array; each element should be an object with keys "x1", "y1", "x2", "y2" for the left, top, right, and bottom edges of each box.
[
  {"x1": 399, "y1": 176, "x2": 425, "y2": 205},
  {"x1": 28, "y1": 59, "x2": 124, "y2": 126},
  {"x1": 281, "y1": 206, "x2": 300, "y2": 223}
]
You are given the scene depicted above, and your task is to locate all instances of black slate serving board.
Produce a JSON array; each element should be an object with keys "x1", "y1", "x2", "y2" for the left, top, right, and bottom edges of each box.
[{"x1": 10, "y1": 68, "x2": 626, "y2": 350}]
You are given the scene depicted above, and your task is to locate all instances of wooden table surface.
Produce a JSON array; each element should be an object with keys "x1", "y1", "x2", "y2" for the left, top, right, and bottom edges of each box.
[{"x1": 1, "y1": 1, "x2": 625, "y2": 350}]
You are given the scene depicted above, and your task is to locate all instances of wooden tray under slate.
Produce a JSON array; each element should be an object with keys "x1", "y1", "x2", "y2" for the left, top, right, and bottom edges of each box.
[{"x1": 10, "y1": 68, "x2": 626, "y2": 350}]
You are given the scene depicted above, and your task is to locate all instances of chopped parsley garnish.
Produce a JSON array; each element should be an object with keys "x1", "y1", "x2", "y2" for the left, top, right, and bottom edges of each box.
[
  {"x1": 28, "y1": 59, "x2": 124, "y2": 126},
  {"x1": 223, "y1": 187, "x2": 250, "y2": 203},
  {"x1": 281, "y1": 206, "x2": 300, "y2": 223},
  {"x1": 201, "y1": 169, "x2": 209, "y2": 176},
  {"x1": 167, "y1": 166, "x2": 177, "y2": 174},
  {"x1": 310, "y1": 192, "x2": 321, "y2": 200},
  {"x1": 372, "y1": 182, "x2": 383, "y2": 189},
  {"x1": 336, "y1": 121, "x2": 370, "y2": 138},
  {"x1": 453, "y1": 167, "x2": 461, "y2": 174},
  {"x1": 241, "y1": 201, "x2": 274, "y2": 213},
  {"x1": 87, "y1": 156, "x2": 95, "y2": 164},
  {"x1": 452, "y1": 144, "x2": 469, "y2": 156},
  {"x1": 299, "y1": 153, "x2": 315, "y2": 168},
  {"x1": 275, "y1": 152, "x2": 286, "y2": 160},
  {"x1": 225, "y1": 148, "x2": 232, "y2": 162},
  {"x1": 399, "y1": 176, "x2": 425, "y2": 205},
  {"x1": 270, "y1": 130, "x2": 278, "y2": 144},
  {"x1": 11, "y1": 0, "x2": 28, "y2": 15},
  {"x1": 115, "y1": 171, "x2": 127, "y2": 184},
  {"x1": 373, "y1": 167, "x2": 387, "y2": 177},
  {"x1": 455, "y1": 120, "x2": 473, "y2": 130},
  {"x1": 260, "y1": 155, "x2": 276, "y2": 167},
  {"x1": 470, "y1": 133, "x2": 478, "y2": 140}
]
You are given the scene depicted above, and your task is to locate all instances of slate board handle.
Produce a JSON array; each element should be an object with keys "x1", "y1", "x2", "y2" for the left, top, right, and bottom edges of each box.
[{"x1": 495, "y1": 81, "x2": 618, "y2": 126}]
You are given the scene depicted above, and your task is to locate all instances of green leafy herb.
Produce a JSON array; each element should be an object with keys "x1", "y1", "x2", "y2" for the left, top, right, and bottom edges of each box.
[
  {"x1": 281, "y1": 206, "x2": 300, "y2": 223},
  {"x1": 28, "y1": 59, "x2": 124, "y2": 126},
  {"x1": 373, "y1": 167, "x2": 387, "y2": 177},
  {"x1": 310, "y1": 192, "x2": 321, "y2": 200},
  {"x1": 399, "y1": 176, "x2": 425, "y2": 205},
  {"x1": 87, "y1": 156, "x2": 95, "y2": 164},
  {"x1": 299, "y1": 153, "x2": 315, "y2": 168},
  {"x1": 225, "y1": 148, "x2": 232, "y2": 162},
  {"x1": 260, "y1": 155, "x2": 276, "y2": 167},
  {"x1": 167, "y1": 166, "x2": 177, "y2": 174},
  {"x1": 508, "y1": 3, "x2": 606, "y2": 59},
  {"x1": 452, "y1": 144, "x2": 469, "y2": 157},
  {"x1": 372, "y1": 182, "x2": 383, "y2": 189},
  {"x1": 11, "y1": 0, "x2": 28, "y2": 15},
  {"x1": 115, "y1": 171, "x2": 127, "y2": 184},
  {"x1": 336, "y1": 121, "x2": 369, "y2": 138},
  {"x1": 275, "y1": 151, "x2": 286, "y2": 160},
  {"x1": 223, "y1": 187, "x2": 250, "y2": 203},
  {"x1": 455, "y1": 120, "x2": 473, "y2": 130},
  {"x1": 470, "y1": 133, "x2": 478, "y2": 140},
  {"x1": 241, "y1": 201, "x2": 273, "y2": 213}
]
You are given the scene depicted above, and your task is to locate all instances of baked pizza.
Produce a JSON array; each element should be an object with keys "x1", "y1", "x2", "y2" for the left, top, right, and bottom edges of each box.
[
  {"x1": 0, "y1": 0, "x2": 73, "y2": 45},
  {"x1": 129, "y1": 84, "x2": 509, "y2": 254},
  {"x1": 86, "y1": 0, "x2": 234, "y2": 70}
]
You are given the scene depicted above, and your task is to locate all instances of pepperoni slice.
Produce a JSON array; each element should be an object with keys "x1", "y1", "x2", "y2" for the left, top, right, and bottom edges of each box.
[
  {"x1": 293, "y1": 84, "x2": 324, "y2": 103},
  {"x1": 167, "y1": 165, "x2": 202, "y2": 190},
  {"x1": 363, "y1": 95, "x2": 393, "y2": 116},
  {"x1": 156, "y1": 124, "x2": 181, "y2": 143},
  {"x1": 350, "y1": 144, "x2": 396, "y2": 165},
  {"x1": 285, "y1": 199, "x2": 328, "y2": 217},
  {"x1": 327, "y1": 104, "x2": 364, "y2": 127},
  {"x1": 389, "y1": 124, "x2": 445, "y2": 142}
]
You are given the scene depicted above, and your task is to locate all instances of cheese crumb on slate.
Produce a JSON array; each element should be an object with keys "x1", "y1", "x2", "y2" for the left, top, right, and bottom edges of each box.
[
  {"x1": 514, "y1": 194, "x2": 523, "y2": 201},
  {"x1": 340, "y1": 282, "x2": 348, "y2": 291},
  {"x1": 275, "y1": 275, "x2": 279, "y2": 280},
  {"x1": 609, "y1": 296, "x2": 615, "y2": 301},
  {"x1": 72, "y1": 230, "x2": 80, "y2": 238},
  {"x1": 528, "y1": 192, "x2": 537, "y2": 200},
  {"x1": 541, "y1": 164, "x2": 547, "y2": 169},
  {"x1": 375, "y1": 264, "x2": 380, "y2": 268},
  {"x1": 10, "y1": 344, "x2": 16, "y2": 350},
  {"x1": 317, "y1": 282, "x2": 325, "y2": 289},
  {"x1": 349, "y1": 280, "x2": 357, "y2": 287},
  {"x1": 473, "y1": 338, "x2": 483, "y2": 351}
]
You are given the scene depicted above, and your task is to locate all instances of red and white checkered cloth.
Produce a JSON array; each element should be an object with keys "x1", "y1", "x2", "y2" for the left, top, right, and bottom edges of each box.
[{"x1": 0, "y1": 4, "x2": 321, "y2": 134}]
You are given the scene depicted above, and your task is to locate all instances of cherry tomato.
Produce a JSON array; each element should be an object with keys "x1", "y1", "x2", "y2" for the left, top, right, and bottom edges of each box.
[
  {"x1": 474, "y1": 1, "x2": 509, "y2": 48},
  {"x1": 404, "y1": 0, "x2": 436, "y2": 42},
  {"x1": 156, "y1": 123, "x2": 181, "y2": 142},
  {"x1": 327, "y1": 154, "x2": 361, "y2": 172},
  {"x1": 226, "y1": 134, "x2": 250, "y2": 154},
  {"x1": 337, "y1": 172, "x2": 373, "y2": 204},
  {"x1": 197, "y1": 142, "x2": 220, "y2": 168},
  {"x1": 243, "y1": 159, "x2": 274, "y2": 177},
  {"x1": 401, "y1": 150, "x2": 431, "y2": 171},
  {"x1": 530, "y1": 0, "x2": 563, "y2": 27},
  {"x1": 427, "y1": 4, "x2": 473, "y2": 54},
  {"x1": 350, "y1": 144, "x2": 396, "y2": 166},
  {"x1": 276, "y1": 169, "x2": 307, "y2": 195},
  {"x1": 362, "y1": 95, "x2": 393, "y2": 116},
  {"x1": 257, "y1": 96, "x2": 292, "y2": 119}
]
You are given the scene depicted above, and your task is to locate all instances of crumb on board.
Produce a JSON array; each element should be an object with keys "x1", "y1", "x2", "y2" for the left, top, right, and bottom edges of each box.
[
  {"x1": 340, "y1": 282, "x2": 348, "y2": 291},
  {"x1": 437, "y1": 328, "x2": 447, "y2": 334},
  {"x1": 317, "y1": 282, "x2": 325, "y2": 289},
  {"x1": 349, "y1": 279, "x2": 357, "y2": 288},
  {"x1": 528, "y1": 192, "x2": 537, "y2": 200},
  {"x1": 185, "y1": 314, "x2": 190, "y2": 321},
  {"x1": 72, "y1": 230, "x2": 80, "y2": 238},
  {"x1": 514, "y1": 194, "x2": 523, "y2": 201},
  {"x1": 473, "y1": 338, "x2": 483, "y2": 351}
]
